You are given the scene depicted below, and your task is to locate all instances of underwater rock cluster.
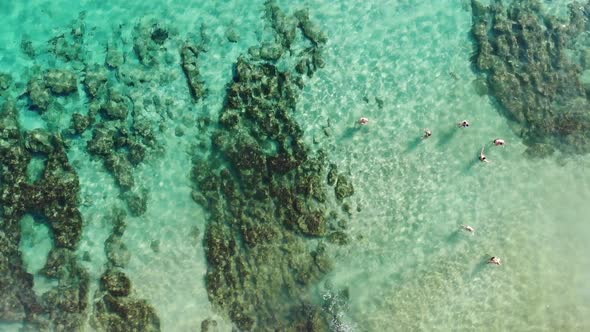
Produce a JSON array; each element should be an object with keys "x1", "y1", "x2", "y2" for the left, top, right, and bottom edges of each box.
[
  {"x1": 16, "y1": 13, "x2": 167, "y2": 216},
  {"x1": 470, "y1": 0, "x2": 590, "y2": 156},
  {"x1": 1, "y1": 10, "x2": 178, "y2": 331},
  {"x1": 181, "y1": 42, "x2": 207, "y2": 102},
  {"x1": 1, "y1": 1, "x2": 352, "y2": 330},
  {"x1": 192, "y1": 1, "x2": 353, "y2": 330},
  {"x1": 27, "y1": 69, "x2": 78, "y2": 111},
  {"x1": 91, "y1": 209, "x2": 160, "y2": 332},
  {"x1": 0, "y1": 100, "x2": 89, "y2": 331}
]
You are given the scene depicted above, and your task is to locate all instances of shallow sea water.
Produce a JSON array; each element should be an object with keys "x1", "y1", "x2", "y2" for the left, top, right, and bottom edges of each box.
[{"x1": 1, "y1": 0, "x2": 590, "y2": 331}]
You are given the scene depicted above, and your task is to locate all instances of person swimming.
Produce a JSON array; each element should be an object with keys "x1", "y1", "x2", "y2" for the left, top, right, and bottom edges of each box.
[
  {"x1": 493, "y1": 138, "x2": 505, "y2": 146},
  {"x1": 479, "y1": 146, "x2": 489, "y2": 162},
  {"x1": 488, "y1": 256, "x2": 501, "y2": 265},
  {"x1": 461, "y1": 225, "x2": 475, "y2": 233},
  {"x1": 458, "y1": 120, "x2": 470, "y2": 128},
  {"x1": 423, "y1": 129, "x2": 432, "y2": 139},
  {"x1": 358, "y1": 117, "x2": 369, "y2": 125}
]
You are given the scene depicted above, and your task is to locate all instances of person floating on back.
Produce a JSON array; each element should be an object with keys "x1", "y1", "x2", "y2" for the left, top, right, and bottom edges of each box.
[
  {"x1": 458, "y1": 120, "x2": 470, "y2": 128},
  {"x1": 461, "y1": 225, "x2": 475, "y2": 233},
  {"x1": 488, "y1": 256, "x2": 501, "y2": 265},
  {"x1": 358, "y1": 117, "x2": 369, "y2": 125},
  {"x1": 423, "y1": 129, "x2": 432, "y2": 139},
  {"x1": 493, "y1": 138, "x2": 505, "y2": 146}
]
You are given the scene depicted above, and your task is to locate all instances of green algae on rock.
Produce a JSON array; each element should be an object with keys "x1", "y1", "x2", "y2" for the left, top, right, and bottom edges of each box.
[{"x1": 470, "y1": 0, "x2": 590, "y2": 156}]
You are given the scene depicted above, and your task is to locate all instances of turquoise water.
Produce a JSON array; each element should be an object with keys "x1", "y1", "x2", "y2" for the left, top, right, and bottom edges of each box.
[{"x1": 1, "y1": 0, "x2": 590, "y2": 331}]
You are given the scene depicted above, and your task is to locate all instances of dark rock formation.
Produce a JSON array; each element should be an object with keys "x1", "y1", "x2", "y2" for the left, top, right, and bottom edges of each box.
[
  {"x1": 26, "y1": 69, "x2": 78, "y2": 111},
  {"x1": 470, "y1": 0, "x2": 590, "y2": 155},
  {"x1": 48, "y1": 12, "x2": 86, "y2": 62},
  {"x1": 83, "y1": 66, "x2": 108, "y2": 98},
  {"x1": 334, "y1": 174, "x2": 354, "y2": 200},
  {"x1": 133, "y1": 19, "x2": 170, "y2": 66},
  {"x1": 92, "y1": 209, "x2": 161, "y2": 332},
  {"x1": 21, "y1": 38, "x2": 35, "y2": 58},
  {"x1": 201, "y1": 318, "x2": 217, "y2": 332},
  {"x1": 180, "y1": 42, "x2": 206, "y2": 101},
  {"x1": 192, "y1": 2, "x2": 351, "y2": 330},
  {"x1": 71, "y1": 113, "x2": 90, "y2": 135},
  {"x1": 0, "y1": 100, "x2": 88, "y2": 330},
  {"x1": 100, "y1": 269, "x2": 131, "y2": 297},
  {"x1": 0, "y1": 73, "x2": 12, "y2": 93}
]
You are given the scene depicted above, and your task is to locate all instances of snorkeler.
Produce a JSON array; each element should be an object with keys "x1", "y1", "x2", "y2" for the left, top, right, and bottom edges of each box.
[
  {"x1": 358, "y1": 117, "x2": 369, "y2": 125},
  {"x1": 458, "y1": 120, "x2": 470, "y2": 128},
  {"x1": 488, "y1": 256, "x2": 501, "y2": 265},
  {"x1": 493, "y1": 138, "x2": 505, "y2": 146},
  {"x1": 461, "y1": 225, "x2": 475, "y2": 233},
  {"x1": 479, "y1": 146, "x2": 489, "y2": 163},
  {"x1": 423, "y1": 129, "x2": 432, "y2": 139}
]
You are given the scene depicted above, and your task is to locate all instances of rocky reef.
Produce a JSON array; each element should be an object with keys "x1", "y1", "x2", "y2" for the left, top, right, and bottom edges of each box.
[
  {"x1": 0, "y1": 100, "x2": 89, "y2": 331},
  {"x1": 91, "y1": 209, "x2": 160, "y2": 332},
  {"x1": 1, "y1": 10, "x2": 172, "y2": 330},
  {"x1": 81, "y1": 63, "x2": 157, "y2": 216},
  {"x1": 73, "y1": 15, "x2": 185, "y2": 216},
  {"x1": 1, "y1": 1, "x2": 352, "y2": 330},
  {"x1": 192, "y1": 1, "x2": 353, "y2": 330},
  {"x1": 470, "y1": 0, "x2": 590, "y2": 156}
]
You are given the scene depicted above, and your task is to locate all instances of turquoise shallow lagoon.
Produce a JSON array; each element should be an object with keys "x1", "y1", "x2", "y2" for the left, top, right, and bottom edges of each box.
[{"x1": 1, "y1": 0, "x2": 590, "y2": 331}]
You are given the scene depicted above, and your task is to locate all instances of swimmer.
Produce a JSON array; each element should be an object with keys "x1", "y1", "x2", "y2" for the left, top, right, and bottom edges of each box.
[
  {"x1": 479, "y1": 146, "x2": 489, "y2": 163},
  {"x1": 423, "y1": 129, "x2": 432, "y2": 139},
  {"x1": 461, "y1": 225, "x2": 475, "y2": 233},
  {"x1": 488, "y1": 256, "x2": 501, "y2": 265},
  {"x1": 358, "y1": 117, "x2": 369, "y2": 125},
  {"x1": 493, "y1": 138, "x2": 506, "y2": 146},
  {"x1": 458, "y1": 120, "x2": 470, "y2": 128}
]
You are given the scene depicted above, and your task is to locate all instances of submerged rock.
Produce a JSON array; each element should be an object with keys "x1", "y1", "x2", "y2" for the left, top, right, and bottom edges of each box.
[
  {"x1": 101, "y1": 269, "x2": 131, "y2": 297},
  {"x1": 225, "y1": 27, "x2": 239, "y2": 43},
  {"x1": 0, "y1": 72, "x2": 12, "y2": 91},
  {"x1": 193, "y1": 4, "x2": 351, "y2": 329},
  {"x1": 334, "y1": 174, "x2": 354, "y2": 200},
  {"x1": 20, "y1": 39, "x2": 35, "y2": 58},
  {"x1": 180, "y1": 42, "x2": 206, "y2": 101},
  {"x1": 71, "y1": 113, "x2": 90, "y2": 134},
  {"x1": 26, "y1": 69, "x2": 78, "y2": 111},
  {"x1": 294, "y1": 9, "x2": 327, "y2": 45},
  {"x1": 470, "y1": 0, "x2": 590, "y2": 155},
  {"x1": 0, "y1": 101, "x2": 89, "y2": 328},
  {"x1": 44, "y1": 69, "x2": 78, "y2": 94},
  {"x1": 47, "y1": 12, "x2": 86, "y2": 62},
  {"x1": 24, "y1": 128, "x2": 54, "y2": 154},
  {"x1": 201, "y1": 318, "x2": 217, "y2": 332},
  {"x1": 83, "y1": 66, "x2": 108, "y2": 98},
  {"x1": 133, "y1": 18, "x2": 170, "y2": 66}
]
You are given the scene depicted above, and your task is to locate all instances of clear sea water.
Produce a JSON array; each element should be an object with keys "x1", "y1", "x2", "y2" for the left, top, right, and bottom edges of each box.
[{"x1": 1, "y1": 0, "x2": 590, "y2": 331}]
